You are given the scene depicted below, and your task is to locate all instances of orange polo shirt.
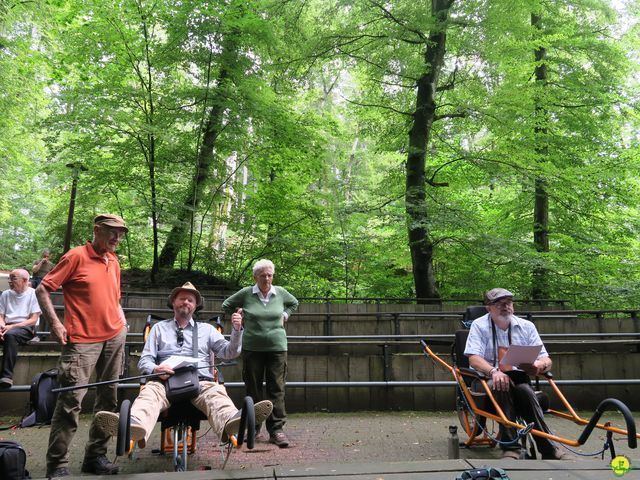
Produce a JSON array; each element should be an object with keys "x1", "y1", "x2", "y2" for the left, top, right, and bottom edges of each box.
[{"x1": 41, "y1": 242, "x2": 123, "y2": 343}]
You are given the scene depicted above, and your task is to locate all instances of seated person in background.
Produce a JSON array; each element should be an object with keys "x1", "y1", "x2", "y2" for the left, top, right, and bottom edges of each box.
[
  {"x1": 0, "y1": 268, "x2": 41, "y2": 388},
  {"x1": 95, "y1": 282, "x2": 273, "y2": 446},
  {"x1": 31, "y1": 249, "x2": 54, "y2": 289},
  {"x1": 464, "y1": 287, "x2": 574, "y2": 460}
]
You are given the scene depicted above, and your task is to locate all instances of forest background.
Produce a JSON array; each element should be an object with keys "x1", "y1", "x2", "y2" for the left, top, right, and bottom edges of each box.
[{"x1": 1, "y1": 0, "x2": 640, "y2": 308}]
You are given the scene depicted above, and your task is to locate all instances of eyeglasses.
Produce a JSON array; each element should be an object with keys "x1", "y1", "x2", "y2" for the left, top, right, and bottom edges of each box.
[
  {"x1": 101, "y1": 226, "x2": 126, "y2": 239},
  {"x1": 176, "y1": 328, "x2": 184, "y2": 347},
  {"x1": 491, "y1": 299, "x2": 513, "y2": 307}
]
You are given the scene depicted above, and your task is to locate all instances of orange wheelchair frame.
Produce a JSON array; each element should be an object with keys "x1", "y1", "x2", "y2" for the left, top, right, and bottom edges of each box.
[{"x1": 421, "y1": 335, "x2": 639, "y2": 460}]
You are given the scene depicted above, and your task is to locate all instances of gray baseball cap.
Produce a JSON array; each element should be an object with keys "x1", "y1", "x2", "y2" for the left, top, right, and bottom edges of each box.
[{"x1": 484, "y1": 288, "x2": 514, "y2": 304}]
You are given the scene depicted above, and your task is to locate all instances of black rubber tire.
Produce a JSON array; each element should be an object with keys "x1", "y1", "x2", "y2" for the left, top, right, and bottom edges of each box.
[
  {"x1": 245, "y1": 396, "x2": 256, "y2": 449},
  {"x1": 237, "y1": 396, "x2": 256, "y2": 449},
  {"x1": 116, "y1": 399, "x2": 132, "y2": 456}
]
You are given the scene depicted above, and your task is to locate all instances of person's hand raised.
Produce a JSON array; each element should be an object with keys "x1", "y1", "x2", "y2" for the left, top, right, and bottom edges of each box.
[{"x1": 231, "y1": 308, "x2": 243, "y2": 331}]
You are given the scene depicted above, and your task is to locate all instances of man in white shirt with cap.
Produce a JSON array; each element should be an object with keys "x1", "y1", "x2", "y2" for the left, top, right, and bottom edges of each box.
[{"x1": 464, "y1": 287, "x2": 574, "y2": 460}]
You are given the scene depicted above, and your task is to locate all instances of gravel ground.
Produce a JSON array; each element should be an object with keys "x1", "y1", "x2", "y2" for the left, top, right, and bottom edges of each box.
[{"x1": 1, "y1": 411, "x2": 637, "y2": 478}]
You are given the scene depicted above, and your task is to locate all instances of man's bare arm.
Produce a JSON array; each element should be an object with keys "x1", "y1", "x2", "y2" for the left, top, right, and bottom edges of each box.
[
  {"x1": 1, "y1": 313, "x2": 39, "y2": 330},
  {"x1": 35, "y1": 284, "x2": 67, "y2": 345}
]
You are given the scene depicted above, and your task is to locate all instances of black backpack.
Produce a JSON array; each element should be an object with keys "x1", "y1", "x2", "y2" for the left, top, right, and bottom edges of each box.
[
  {"x1": 19, "y1": 368, "x2": 59, "y2": 428},
  {"x1": 0, "y1": 441, "x2": 30, "y2": 479},
  {"x1": 456, "y1": 467, "x2": 510, "y2": 480}
]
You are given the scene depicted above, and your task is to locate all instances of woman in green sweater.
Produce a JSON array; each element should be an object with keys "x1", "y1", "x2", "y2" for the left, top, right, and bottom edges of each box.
[{"x1": 222, "y1": 259, "x2": 299, "y2": 448}]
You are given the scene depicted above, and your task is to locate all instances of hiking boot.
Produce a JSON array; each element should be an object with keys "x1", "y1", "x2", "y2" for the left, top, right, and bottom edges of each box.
[
  {"x1": 94, "y1": 411, "x2": 147, "y2": 447},
  {"x1": 0, "y1": 377, "x2": 13, "y2": 388},
  {"x1": 47, "y1": 467, "x2": 70, "y2": 479},
  {"x1": 501, "y1": 449, "x2": 521, "y2": 459},
  {"x1": 269, "y1": 431, "x2": 290, "y2": 448},
  {"x1": 223, "y1": 400, "x2": 273, "y2": 441},
  {"x1": 542, "y1": 448, "x2": 576, "y2": 460},
  {"x1": 81, "y1": 455, "x2": 119, "y2": 475}
]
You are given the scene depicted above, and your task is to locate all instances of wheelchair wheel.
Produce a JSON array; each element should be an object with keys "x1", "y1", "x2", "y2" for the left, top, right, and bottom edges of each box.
[
  {"x1": 237, "y1": 396, "x2": 256, "y2": 449},
  {"x1": 116, "y1": 399, "x2": 132, "y2": 457},
  {"x1": 456, "y1": 394, "x2": 480, "y2": 438}
]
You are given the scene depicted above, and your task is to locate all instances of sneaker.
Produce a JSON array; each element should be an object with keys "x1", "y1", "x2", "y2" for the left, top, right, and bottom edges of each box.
[
  {"x1": 0, "y1": 377, "x2": 13, "y2": 388},
  {"x1": 501, "y1": 449, "x2": 521, "y2": 459},
  {"x1": 80, "y1": 455, "x2": 119, "y2": 475},
  {"x1": 223, "y1": 400, "x2": 274, "y2": 440},
  {"x1": 94, "y1": 411, "x2": 146, "y2": 447},
  {"x1": 254, "y1": 400, "x2": 273, "y2": 425},
  {"x1": 46, "y1": 466, "x2": 70, "y2": 479},
  {"x1": 269, "y1": 431, "x2": 290, "y2": 448},
  {"x1": 542, "y1": 448, "x2": 576, "y2": 460}
]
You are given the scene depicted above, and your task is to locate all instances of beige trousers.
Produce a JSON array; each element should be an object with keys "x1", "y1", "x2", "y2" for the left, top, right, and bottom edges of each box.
[{"x1": 130, "y1": 379, "x2": 238, "y2": 441}]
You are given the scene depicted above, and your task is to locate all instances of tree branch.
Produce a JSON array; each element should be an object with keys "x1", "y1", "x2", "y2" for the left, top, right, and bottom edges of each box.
[
  {"x1": 368, "y1": 0, "x2": 427, "y2": 43},
  {"x1": 434, "y1": 111, "x2": 468, "y2": 121},
  {"x1": 340, "y1": 94, "x2": 413, "y2": 116}
]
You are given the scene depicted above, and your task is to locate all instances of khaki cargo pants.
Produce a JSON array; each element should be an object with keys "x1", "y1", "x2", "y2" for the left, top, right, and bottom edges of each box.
[{"x1": 46, "y1": 328, "x2": 126, "y2": 473}]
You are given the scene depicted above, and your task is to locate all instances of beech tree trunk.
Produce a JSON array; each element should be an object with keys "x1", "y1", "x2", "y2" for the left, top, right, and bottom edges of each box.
[
  {"x1": 405, "y1": 0, "x2": 453, "y2": 303},
  {"x1": 158, "y1": 41, "x2": 236, "y2": 270},
  {"x1": 531, "y1": 12, "x2": 550, "y2": 300}
]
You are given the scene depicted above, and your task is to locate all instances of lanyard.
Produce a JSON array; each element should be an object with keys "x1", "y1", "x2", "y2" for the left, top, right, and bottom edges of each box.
[
  {"x1": 490, "y1": 315, "x2": 511, "y2": 368},
  {"x1": 175, "y1": 320, "x2": 199, "y2": 357}
]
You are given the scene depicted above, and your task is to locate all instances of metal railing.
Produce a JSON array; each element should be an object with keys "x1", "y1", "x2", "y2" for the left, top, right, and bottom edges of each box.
[
  {"x1": 33, "y1": 304, "x2": 640, "y2": 340},
  {"x1": 3, "y1": 378, "x2": 640, "y2": 394},
  {"x1": 51, "y1": 290, "x2": 571, "y2": 308}
]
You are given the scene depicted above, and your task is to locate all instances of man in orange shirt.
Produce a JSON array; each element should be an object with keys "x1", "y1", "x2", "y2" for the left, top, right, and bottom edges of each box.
[{"x1": 36, "y1": 214, "x2": 129, "y2": 479}]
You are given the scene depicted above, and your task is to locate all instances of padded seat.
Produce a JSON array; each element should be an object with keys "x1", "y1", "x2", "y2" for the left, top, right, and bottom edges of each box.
[
  {"x1": 159, "y1": 401, "x2": 206, "y2": 456},
  {"x1": 160, "y1": 401, "x2": 206, "y2": 433}
]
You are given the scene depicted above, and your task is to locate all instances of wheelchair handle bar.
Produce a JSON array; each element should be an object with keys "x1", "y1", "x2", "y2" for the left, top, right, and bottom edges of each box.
[{"x1": 578, "y1": 398, "x2": 637, "y2": 448}]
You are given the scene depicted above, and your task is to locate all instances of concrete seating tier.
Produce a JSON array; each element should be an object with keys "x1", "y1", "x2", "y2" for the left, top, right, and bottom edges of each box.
[
  {"x1": 4, "y1": 292, "x2": 639, "y2": 415},
  {"x1": 3, "y1": 346, "x2": 639, "y2": 415},
  {"x1": 40, "y1": 305, "x2": 640, "y2": 338}
]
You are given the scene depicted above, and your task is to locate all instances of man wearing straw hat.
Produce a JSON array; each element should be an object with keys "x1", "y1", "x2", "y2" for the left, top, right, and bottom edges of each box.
[
  {"x1": 93, "y1": 282, "x2": 272, "y2": 449},
  {"x1": 36, "y1": 214, "x2": 129, "y2": 478}
]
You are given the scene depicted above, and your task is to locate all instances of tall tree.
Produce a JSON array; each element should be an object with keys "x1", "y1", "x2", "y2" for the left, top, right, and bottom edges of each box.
[
  {"x1": 405, "y1": 0, "x2": 454, "y2": 301},
  {"x1": 157, "y1": 29, "x2": 238, "y2": 269},
  {"x1": 0, "y1": 0, "x2": 51, "y2": 266},
  {"x1": 531, "y1": 11, "x2": 550, "y2": 299},
  {"x1": 306, "y1": 0, "x2": 461, "y2": 301}
]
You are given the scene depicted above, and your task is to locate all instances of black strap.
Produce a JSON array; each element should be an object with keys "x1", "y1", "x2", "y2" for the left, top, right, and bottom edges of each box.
[
  {"x1": 192, "y1": 321, "x2": 198, "y2": 358},
  {"x1": 490, "y1": 314, "x2": 512, "y2": 368}
]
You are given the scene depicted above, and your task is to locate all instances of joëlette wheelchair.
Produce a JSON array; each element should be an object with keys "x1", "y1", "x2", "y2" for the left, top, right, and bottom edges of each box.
[
  {"x1": 421, "y1": 305, "x2": 639, "y2": 460},
  {"x1": 115, "y1": 313, "x2": 250, "y2": 471}
]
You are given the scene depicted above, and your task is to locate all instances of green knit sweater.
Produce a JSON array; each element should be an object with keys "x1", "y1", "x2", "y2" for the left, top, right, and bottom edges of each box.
[{"x1": 222, "y1": 286, "x2": 299, "y2": 351}]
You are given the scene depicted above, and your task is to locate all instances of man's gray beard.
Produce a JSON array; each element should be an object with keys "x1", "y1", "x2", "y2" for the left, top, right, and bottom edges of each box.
[{"x1": 494, "y1": 313, "x2": 514, "y2": 324}]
